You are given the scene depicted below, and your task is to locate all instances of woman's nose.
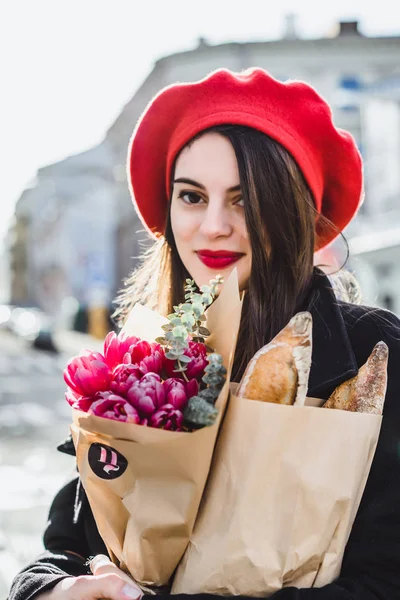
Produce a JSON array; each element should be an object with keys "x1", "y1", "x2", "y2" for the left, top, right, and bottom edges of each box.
[{"x1": 198, "y1": 203, "x2": 233, "y2": 238}]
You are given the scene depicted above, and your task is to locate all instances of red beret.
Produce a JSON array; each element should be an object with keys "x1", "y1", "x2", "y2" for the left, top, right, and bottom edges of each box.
[{"x1": 127, "y1": 68, "x2": 363, "y2": 250}]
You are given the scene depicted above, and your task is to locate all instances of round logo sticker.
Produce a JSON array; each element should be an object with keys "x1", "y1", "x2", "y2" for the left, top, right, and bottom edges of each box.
[{"x1": 88, "y1": 443, "x2": 128, "y2": 480}]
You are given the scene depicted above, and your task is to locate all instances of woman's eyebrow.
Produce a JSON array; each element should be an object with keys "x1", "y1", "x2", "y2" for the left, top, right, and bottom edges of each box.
[{"x1": 173, "y1": 177, "x2": 241, "y2": 193}]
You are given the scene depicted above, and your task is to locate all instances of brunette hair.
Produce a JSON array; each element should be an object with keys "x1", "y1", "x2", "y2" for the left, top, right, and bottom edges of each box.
[{"x1": 113, "y1": 125, "x2": 341, "y2": 381}]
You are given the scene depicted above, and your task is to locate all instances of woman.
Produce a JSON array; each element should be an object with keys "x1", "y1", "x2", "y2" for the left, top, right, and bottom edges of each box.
[{"x1": 9, "y1": 68, "x2": 400, "y2": 600}]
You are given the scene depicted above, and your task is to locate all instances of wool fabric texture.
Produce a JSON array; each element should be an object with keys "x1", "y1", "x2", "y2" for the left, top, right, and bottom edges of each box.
[{"x1": 127, "y1": 68, "x2": 363, "y2": 250}]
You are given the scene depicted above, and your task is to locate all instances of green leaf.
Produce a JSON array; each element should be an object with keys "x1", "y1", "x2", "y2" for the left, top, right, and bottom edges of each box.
[
  {"x1": 155, "y1": 336, "x2": 166, "y2": 344},
  {"x1": 165, "y1": 351, "x2": 180, "y2": 360},
  {"x1": 180, "y1": 303, "x2": 193, "y2": 313},
  {"x1": 184, "y1": 396, "x2": 218, "y2": 427},
  {"x1": 178, "y1": 354, "x2": 191, "y2": 363},
  {"x1": 198, "y1": 326, "x2": 210, "y2": 336},
  {"x1": 170, "y1": 317, "x2": 183, "y2": 326},
  {"x1": 200, "y1": 284, "x2": 211, "y2": 294},
  {"x1": 172, "y1": 325, "x2": 188, "y2": 339},
  {"x1": 161, "y1": 324, "x2": 173, "y2": 332},
  {"x1": 192, "y1": 302, "x2": 204, "y2": 314},
  {"x1": 191, "y1": 293, "x2": 204, "y2": 303},
  {"x1": 181, "y1": 313, "x2": 195, "y2": 328},
  {"x1": 201, "y1": 293, "x2": 213, "y2": 305}
]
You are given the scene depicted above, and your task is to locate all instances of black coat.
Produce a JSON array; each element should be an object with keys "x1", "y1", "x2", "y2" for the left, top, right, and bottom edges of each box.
[{"x1": 8, "y1": 272, "x2": 400, "y2": 600}]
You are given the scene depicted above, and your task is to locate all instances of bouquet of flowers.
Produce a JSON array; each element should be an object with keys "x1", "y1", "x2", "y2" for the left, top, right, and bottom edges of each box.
[
  {"x1": 65, "y1": 276, "x2": 227, "y2": 432},
  {"x1": 65, "y1": 270, "x2": 243, "y2": 588}
]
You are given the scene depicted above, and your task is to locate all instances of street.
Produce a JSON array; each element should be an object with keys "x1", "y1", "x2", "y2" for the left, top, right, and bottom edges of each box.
[{"x1": 0, "y1": 329, "x2": 93, "y2": 599}]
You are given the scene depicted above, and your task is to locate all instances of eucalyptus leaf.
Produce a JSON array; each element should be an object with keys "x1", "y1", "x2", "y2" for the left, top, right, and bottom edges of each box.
[
  {"x1": 162, "y1": 324, "x2": 173, "y2": 332},
  {"x1": 170, "y1": 317, "x2": 183, "y2": 326},
  {"x1": 181, "y1": 314, "x2": 195, "y2": 328},
  {"x1": 191, "y1": 293, "x2": 204, "y2": 303},
  {"x1": 172, "y1": 326, "x2": 188, "y2": 338},
  {"x1": 180, "y1": 303, "x2": 193, "y2": 313},
  {"x1": 200, "y1": 284, "x2": 211, "y2": 294},
  {"x1": 201, "y1": 293, "x2": 213, "y2": 305},
  {"x1": 184, "y1": 396, "x2": 218, "y2": 427},
  {"x1": 198, "y1": 326, "x2": 210, "y2": 336},
  {"x1": 178, "y1": 354, "x2": 192, "y2": 363}
]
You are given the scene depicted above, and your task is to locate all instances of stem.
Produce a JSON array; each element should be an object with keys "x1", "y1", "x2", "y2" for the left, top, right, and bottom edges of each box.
[{"x1": 178, "y1": 359, "x2": 190, "y2": 382}]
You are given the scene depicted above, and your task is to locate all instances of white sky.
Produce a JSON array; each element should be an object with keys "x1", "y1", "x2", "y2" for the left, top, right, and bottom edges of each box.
[{"x1": 1, "y1": 0, "x2": 399, "y2": 249}]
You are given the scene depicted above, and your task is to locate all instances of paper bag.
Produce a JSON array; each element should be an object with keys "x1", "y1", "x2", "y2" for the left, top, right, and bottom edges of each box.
[
  {"x1": 70, "y1": 271, "x2": 243, "y2": 587},
  {"x1": 172, "y1": 383, "x2": 383, "y2": 596}
]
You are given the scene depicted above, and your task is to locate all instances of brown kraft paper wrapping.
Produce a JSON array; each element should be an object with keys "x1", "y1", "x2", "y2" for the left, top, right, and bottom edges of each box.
[
  {"x1": 70, "y1": 270, "x2": 243, "y2": 587},
  {"x1": 172, "y1": 384, "x2": 383, "y2": 596}
]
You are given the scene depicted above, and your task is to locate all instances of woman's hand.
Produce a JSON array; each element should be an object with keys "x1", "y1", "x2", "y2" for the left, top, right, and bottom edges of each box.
[{"x1": 36, "y1": 554, "x2": 143, "y2": 600}]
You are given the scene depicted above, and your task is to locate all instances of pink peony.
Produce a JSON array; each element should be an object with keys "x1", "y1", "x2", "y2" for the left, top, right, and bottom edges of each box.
[
  {"x1": 163, "y1": 377, "x2": 199, "y2": 410},
  {"x1": 163, "y1": 341, "x2": 208, "y2": 380},
  {"x1": 110, "y1": 363, "x2": 141, "y2": 396},
  {"x1": 150, "y1": 404, "x2": 184, "y2": 431},
  {"x1": 89, "y1": 391, "x2": 140, "y2": 423},
  {"x1": 104, "y1": 332, "x2": 164, "y2": 375},
  {"x1": 126, "y1": 372, "x2": 165, "y2": 417},
  {"x1": 103, "y1": 331, "x2": 140, "y2": 370},
  {"x1": 64, "y1": 351, "x2": 112, "y2": 396},
  {"x1": 137, "y1": 349, "x2": 164, "y2": 376},
  {"x1": 65, "y1": 389, "x2": 93, "y2": 412}
]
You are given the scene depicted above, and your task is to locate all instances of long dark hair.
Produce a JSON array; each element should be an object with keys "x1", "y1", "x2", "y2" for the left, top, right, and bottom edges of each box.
[{"x1": 114, "y1": 125, "x2": 339, "y2": 381}]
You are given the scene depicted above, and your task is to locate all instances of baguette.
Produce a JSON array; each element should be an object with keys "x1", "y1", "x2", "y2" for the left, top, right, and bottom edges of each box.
[
  {"x1": 323, "y1": 341, "x2": 389, "y2": 415},
  {"x1": 236, "y1": 312, "x2": 312, "y2": 406}
]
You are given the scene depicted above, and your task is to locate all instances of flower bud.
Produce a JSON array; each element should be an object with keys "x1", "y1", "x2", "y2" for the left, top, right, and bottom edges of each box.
[
  {"x1": 126, "y1": 372, "x2": 165, "y2": 416},
  {"x1": 89, "y1": 392, "x2": 140, "y2": 423},
  {"x1": 150, "y1": 404, "x2": 184, "y2": 431}
]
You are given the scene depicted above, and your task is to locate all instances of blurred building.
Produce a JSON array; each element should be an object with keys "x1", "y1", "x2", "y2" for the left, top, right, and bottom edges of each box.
[
  {"x1": 347, "y1": 76, "x2": 400, "y2": 311},
  {"x1": 8, "y1": 143, "x2": 118, "y2": 325},
  {"x1": 7, "y1": 18, "x2": 400, "y2": 318}
]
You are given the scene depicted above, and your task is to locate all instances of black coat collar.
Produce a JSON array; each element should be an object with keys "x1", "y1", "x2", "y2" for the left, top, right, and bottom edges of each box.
[{"x1": 305, "y1": 271, "x2": 358, "y2": 399}]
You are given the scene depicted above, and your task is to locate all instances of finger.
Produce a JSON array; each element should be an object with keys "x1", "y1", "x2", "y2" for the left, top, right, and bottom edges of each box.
[
  {"x1": 89, "y1": 554, "x2": 117, "y2": 575},
  {"x1": 89, "y1": 555, "x2": 142, "y2": 598},
  {"x1": 63, "y1": 572, "x2": 142, "y2": 600}
]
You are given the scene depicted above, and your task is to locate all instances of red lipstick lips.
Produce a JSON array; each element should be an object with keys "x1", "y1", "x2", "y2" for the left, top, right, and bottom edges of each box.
[{"x1": 197, "y1": 250, "x2": 244, "y2": 269}]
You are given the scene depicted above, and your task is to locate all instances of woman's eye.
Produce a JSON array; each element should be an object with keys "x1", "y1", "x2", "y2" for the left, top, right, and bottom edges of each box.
[
  {"x1": 234, "y1": 197, "x2": 244, "y2": 207},
  {"x1": 178, "y1": 191, "x2": 204, "y2": 205}
]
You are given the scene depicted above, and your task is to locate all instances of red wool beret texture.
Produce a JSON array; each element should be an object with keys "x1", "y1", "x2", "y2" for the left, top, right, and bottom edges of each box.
[{"x1": 127, "y1": 68, "x2": 363, "y2": 251}]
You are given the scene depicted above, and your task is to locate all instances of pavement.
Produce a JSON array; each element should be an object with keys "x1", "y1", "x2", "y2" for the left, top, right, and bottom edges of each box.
[{"x1": 0, "y1": 328, "x2": 105, "y2": 599}]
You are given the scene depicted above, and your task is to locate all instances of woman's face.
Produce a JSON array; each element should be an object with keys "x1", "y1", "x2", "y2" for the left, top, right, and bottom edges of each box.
[{"x1": 170, "y1": 132, "x2": 252, "y2": 291}]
